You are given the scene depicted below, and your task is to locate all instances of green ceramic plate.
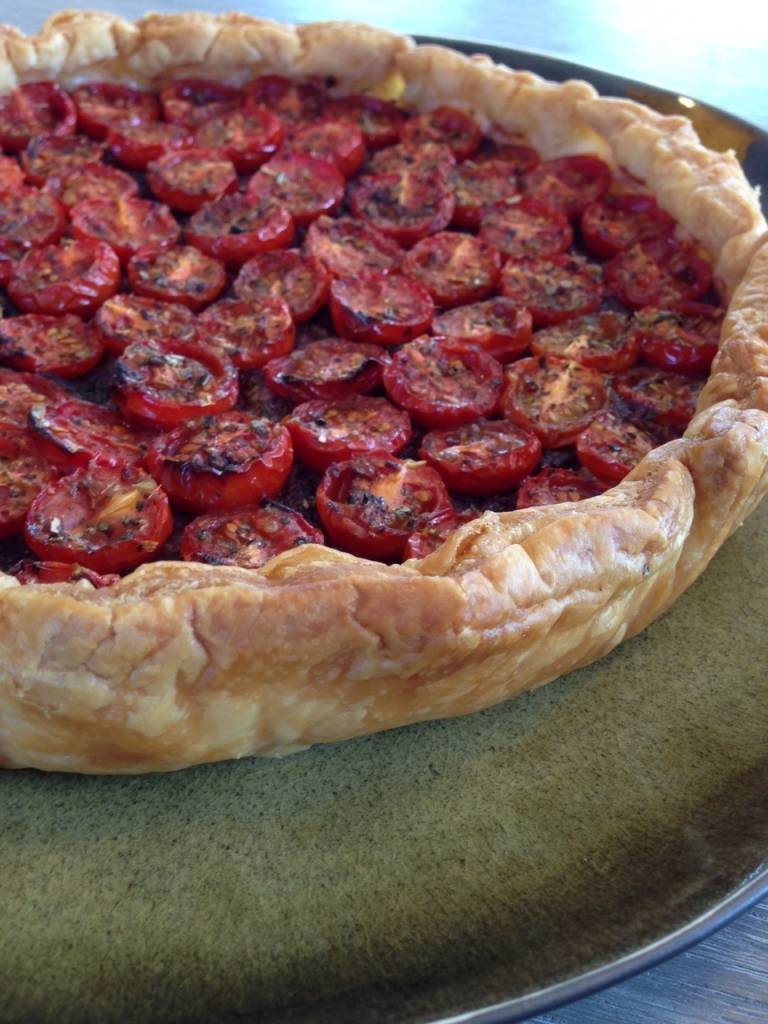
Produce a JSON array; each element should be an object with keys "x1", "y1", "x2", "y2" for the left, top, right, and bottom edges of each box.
[{"x1": 1, "y1": 45, "x2": 767, "y2": 1024}]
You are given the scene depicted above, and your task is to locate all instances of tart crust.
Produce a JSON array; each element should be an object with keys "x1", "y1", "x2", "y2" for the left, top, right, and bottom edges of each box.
[{"x1": 0, "y1": 11, "x2": 766, "y2": 773}]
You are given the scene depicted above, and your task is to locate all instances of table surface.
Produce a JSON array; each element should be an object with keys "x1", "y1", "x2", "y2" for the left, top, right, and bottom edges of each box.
[{"x1": 12, "y1": 2, "x2": 768, "y2": 1023}]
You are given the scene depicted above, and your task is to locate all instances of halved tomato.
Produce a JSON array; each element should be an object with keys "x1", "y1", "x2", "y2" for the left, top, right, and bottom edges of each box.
[
  {"x1": 479, "y1": 197, "x2": 572, "y2": 259},
  {"x1": 403, "y1": 507, "x2": 477, "y2": 560},
  {"x1": 349, "y1": 169, "x2": 455, "y2": 247},
  {"x1": 329, "y1": 273, "x2": 435, "y2": 346},
  {"x1": 402, "y1": 231, "x2": 501, "y2": 308},
  {"x1": 286, "y1": 395, "x2": 412, "y2": 473},
  {"x1": 316, "y1": 455, "x2": 452, "y2": 561},
  {"x1": 28, "y1": 397, "x2": 151, "y2": 471},
  {"x1": 94, "y1": 295, "x2": 196, "y2": 354},
  {"x1": 21, "y1": 134, "x2": 105, "y2": 186},
  {"x1": 0, "y1": 368, "x2": 66, "y2": 457},
  {"x1": 10, "y1": 559, "x2": 119, "y2": 587},
  {"x1": 630, "y1": 305, "x2": 722, "y2": 376},
  {"x1": 522, "y1": 154, "x2": 611, "y2": 218},
  {"x1": 113, "y1": 339, "x2": 238, "y2": 429},
  {"x1": 431, "y1": 298, "x2": 533, "y2": 363},
  {"x1": 0, "y1": 314, "x2": 105, "y2": 378},
  {"x1": 500, "y1": 355, "x2": 607, "y2": 448},
  {"x1": 72, "y1": 82, "x2": 159, "y2": 139},
  {"x1": 419, "y1": 419, "x2": 542, "y2": 495},
  {"x1": 246, "y1": 153, "x2": 344, "y2": 226},
  {"x1": 263, "y1": 338, "x2": 389, "y2": 404},
  {"x1": 146, "y1": 412, "x2": 293, "y2": 512},
  {"x1": 286, "y1": 118, "x2": 366, "y2": 177},
  {"x1": 450, "y1": 158, "x2": 520, "y2": 230},
  {"x1": 515, "y1": 466, "x2": 606, "y2": 509},
  {"x1": 576, "y1": 410, "x2": 655, "y2": 484},
  {"x1": 613, "y1": 366, "x2": 703, "y2": 428},
  {"x1": 160, "y1": 79, "x2": 244, "y2": 126},
  {"x1": 500, "y1": 255, "x2": 604, "y2": 327},
  {"x1": 44, "y1": 162, "x2": 139, "y2": 208},
  {"x1": 234, "y1": 250, "x2": 330, "y2": 322},
  {"x1": 0, "y1": 187, "x2": 67, "y2": 253},
  {"x1": 106, "y1": 121, "x2": 196, "y2": 171},
  {"x1": 24, "y1": 462, "x2": 172, "y2": 574},
  {"x1": 146, "y1": 148, "x2": 238, "y2": 213},
  {"x1": 194, "y1": 107, "x2": 283, "y2": 172},
  {"x1": 605, "y1": 237, "x2": 713, "y2": 310},
  {"x1": 126, "y1": 244, "x2": 226, "y2": 311},
  {"x1": 580, "y1": 194, "x2": 676, "y2": 259},
  {"x1": 304, "y1": 215, "x2": 404, "y2": 279},
  {"x1": 181, "y1": 502, "x2": 324, "y2": 569},
  {"x1": 0, "y1": 82, "x2": 76, "y2": 153},
  {"x1": 246, "y1": 75, "x2": 327, "y2": 124},
  {"x1": 400, "y1": 105, "x2": 482, "y2": 161},
  {"x1": 529, "y1": 310, "x2": 639, "y2": 373},
  {"x1": 197, "y1": 297, "x2": 295, "y2": 369},
  {"x1": 327, "y1": 94, "x2": 404, "y2": 149},
  {"x1": 382, "y1": 336, "x2": 503, "y2": 429},
  {"x1": 71, "y1": 197, "x2": 181, "y2": 264},
  {"x1": 185, "y1": 193, "x2": 293, "y2": 265},
  {"x1": 0, "y1": 451, "x2": 55, "y2": 538},
  {"x1": 8, "y1": 239, "x2": 120, "y2": 317},
  {"x1": 368, "y1": 141, "x2": 455, "y2": 179}
]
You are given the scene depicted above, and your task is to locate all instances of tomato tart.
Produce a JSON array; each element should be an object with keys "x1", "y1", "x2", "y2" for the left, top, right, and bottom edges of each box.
[{"x1": 0, "y1": 12, "x2": 765, "y2": 774}]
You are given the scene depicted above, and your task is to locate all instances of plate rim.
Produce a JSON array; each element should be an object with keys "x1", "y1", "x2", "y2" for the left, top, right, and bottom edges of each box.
[{"x1": 409, "y1": 34, "x2": 768, "y2": 1024}]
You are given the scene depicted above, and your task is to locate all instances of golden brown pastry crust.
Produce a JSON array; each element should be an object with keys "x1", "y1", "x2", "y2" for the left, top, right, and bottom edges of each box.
[{"x1": 0, "y1": 12, "x2": 766, "y2": 773}]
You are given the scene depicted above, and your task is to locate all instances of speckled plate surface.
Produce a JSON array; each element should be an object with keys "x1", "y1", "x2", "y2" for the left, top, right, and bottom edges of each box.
[{"x1": 1, "y1": 45, "x2": 767, "y2": 1024}]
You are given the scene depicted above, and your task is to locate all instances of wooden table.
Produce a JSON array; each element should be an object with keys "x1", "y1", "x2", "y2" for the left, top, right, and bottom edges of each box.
[{"x1": 14, "y1": 3, "x2": 768, "y2": 1021}]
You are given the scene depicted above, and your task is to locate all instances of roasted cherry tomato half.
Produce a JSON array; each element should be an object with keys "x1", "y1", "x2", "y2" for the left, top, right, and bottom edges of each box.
[
  {"x1": 580, "y1": 193, "x2": 676, "y2": 260},
  {"x1": 477, "y1": 128, "x2": 541, "y2": 174},
  {"x1": 402, "y1": 231, "x2": 501, "y2": 308},
  {"x1": 0, "y1": 154, "x2": 24, "y2": 191},
  {"x1": 10, "y1": 559, "x2": 119, "y2": 587},
  {"x1": 613, "y1": 367, "x2": 703, "y2": 429},
  {"x1": 234, "y1": 250, "x2": 330, "y2": 322},
  {"x1": 44, "y1": 162, "x2": 139, "y2": 208},
  {"x1": 94, "y1": 295, "x2": 196, "y2": 354},
  {"x1": 147, "y1": 148, "x2": 238, "y2": 213},
  {"x1": 403, "y1": 507, "x2": 477, "y2": 560},
  {"x1": 24, "y1": 462, "x2": 172, "y2": 574},
  {"x1": 0, "y1": 368, "x2": 66, "y2": 457},
  {"x1": 450, "y1": 158, "x2": 520, "y2": 230},
  {"x1": 500, "y1": 255, "x2": 604, "y2": 328},
  {"x1": 263, "y1": 338, "x2": 389, "y2": 404},
  {"x1": 181, "y1": 502, "x2": 324, "y2": 569},
  {"x1": 530, "y1": 310, "x2": 639, "y2": 373},
  {"x1": 113, "y1": 339, "x2": 238, "y2": 430},
  {"x1": 71, "y1": 197, "x2": 181, "y2": 264},
  {"x1": 185, "y1": 193, "x2": 293, "y2": 265},
  {"x1": 0, "y1": 82, "x2": 76, "y2": 153},
  {"x1": 382, "y1": 336, "x2": 503, "y2": 430},
  {"x1": 576, "y1": 410, "x2": 655, "y2": 484},
  {"x1": 326, "y1": 94, "x2": 404, "y2": 149},
  {"x1": 419, "y1": 419, "x2": 542, "y2": 495},
  {"x1": 329, "y1": 273, "x2": 435, "y2": 346},
  {"x1": 72, "y1": 82, "x2": 159, "y2": 139},
  {"x1": 106, "y1": 120, "x2": 196, "y2": 171},
  {"x1": 287, "y1": 118, "x2": 366, "y2": 178},
  {"x1": 0, "y1": 450, "x2": 56, "y2": 538},
  {"x1": 605, "y1": 237, "x2": 713, "y2": 310},
  {"x1": 349, "y1": 169, "x2": 455, "y2": 247},
  {"x1": 400, "y1": 105, "x2": 482, "y2": 161},
  {"x1": 246, "y1": 153, "x2": 344, "y2": 227},
  {"x1": 194, "y1": 107, "x2": 283, "y2": 172},
  {"x1": 305, "y1": 215, "x2": 404, "y2": 279},
  {"x1": 246, "y1": 75, "x2": 327, "y2": 124},
  {"x1": 0, "y1": 186, "x2": 67, "y2": 252},
  {"x1": 146, "y1": 412, "x2": 293, "y2": 513},
  {"x1": 630, "y1": 305, "x2": 722, "y2": 376},
  {"x1": 479, "y1": 197, "x2": 573, "y2": 260},
  {"x1": 500, "y1": 355, "x2": 607, "y2": 448},
  {"x1": 8, "y1": 239, "x2": 120, "y2": 317},
  {"x1": 522, "y1": 154, "x2": 612, "y2": 218},
  {"x1": 316, "y1": 455, "x2": 453, "y2": 562},
  {"x1": 285, "y1": 395, "x2": 412, "y2": 473},
  {"x1": 21, "y1": 134, "x2": 105, "y2": 186},
  {"x1": 515, "y1": 466, "x2": 606, "y2": 509},
  {"x1": 432, "y1": 298, "x2": 533, "y2": 363},
  {"x1": 197, "y1": 297, "x2": 295, "y2": 370},
  {"x1": 28, "y1": 397, "x2": 151, "y2": 471},
  {"x1": 0, "y1": 314, "x2": 105, "y2": 378},
  {"x1": 126, "y1": 244, "x2": 226, "y2": 312},
  {"x1": 368, "y1": 141, "x2": 456, "y2": 179},
  {"x1": 160, "y1": 79, "x2": 244, "y2": 126}
]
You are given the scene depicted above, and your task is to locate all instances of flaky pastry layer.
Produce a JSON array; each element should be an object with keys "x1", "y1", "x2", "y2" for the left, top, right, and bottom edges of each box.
[{"x1": 0, "y1": 11, "x2": 766, "y2": 773}]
